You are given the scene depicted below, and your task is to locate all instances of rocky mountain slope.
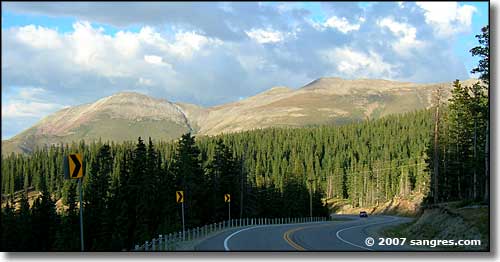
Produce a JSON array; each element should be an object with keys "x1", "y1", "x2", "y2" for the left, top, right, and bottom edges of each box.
[{"x1": 2, "y1": 77, "x2": 478, "y2": 154}]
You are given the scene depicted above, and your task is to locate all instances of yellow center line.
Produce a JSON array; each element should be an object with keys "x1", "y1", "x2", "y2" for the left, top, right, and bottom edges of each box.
[
  {"x1": 283, "y1": 226, "x2": 308, "y2": 250},
  {"x1": 283, "y1": 223, "x2": 333, "y2": 251}
]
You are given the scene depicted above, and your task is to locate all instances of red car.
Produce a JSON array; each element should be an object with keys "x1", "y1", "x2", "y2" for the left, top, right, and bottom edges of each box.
[{"x1": 359, "y1": 211, "x2": 368, "y2": 217}]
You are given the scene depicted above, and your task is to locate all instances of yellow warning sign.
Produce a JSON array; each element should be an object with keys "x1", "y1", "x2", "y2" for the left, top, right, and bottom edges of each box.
[{"x1": 176, "y1": 191, "x2": 184, "y2": 203}]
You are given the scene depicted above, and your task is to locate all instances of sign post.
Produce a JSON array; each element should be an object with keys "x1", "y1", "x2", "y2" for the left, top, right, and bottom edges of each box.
[
  {"x1": 65, "y1": 153, "x2": 84, "y2": 251},
  {"x1": 176, "y1": 191, "x2": 185, "y2": 240},
  {"x1": 78, "y1": 177, "x2": 84, "y2": 251},
  {"x1": 225, "y1": 194, "x2": 231, "y2": 222}
]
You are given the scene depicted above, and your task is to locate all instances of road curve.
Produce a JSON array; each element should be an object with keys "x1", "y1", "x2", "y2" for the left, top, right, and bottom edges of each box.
[{"x1": 195, "y1": 215, "x2": 414, "y2": 251}]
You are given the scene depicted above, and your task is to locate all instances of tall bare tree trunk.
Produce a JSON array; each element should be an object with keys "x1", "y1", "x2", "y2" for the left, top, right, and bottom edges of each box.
[
  {"x1": 484, "y1": 119, "x2": 489, "y2": 202},
  {"x1": 457, "y1": 133, "x2": 461, "y2": 199},
  {"x1": 433, "y1": 86, "x2": 442, "y2": 204},
  {"x1": 327, "y1": 175, "x2": 332, "y2": 199},
  {"x1": 363, "y1": 172, "x2": 367, "y2": 206},
  {"x1": 473, "y1": 117, "x2": 478, "y2": 200},
  {"x1": 240, "y1": 154, "x2": 245, "y2": 218}
]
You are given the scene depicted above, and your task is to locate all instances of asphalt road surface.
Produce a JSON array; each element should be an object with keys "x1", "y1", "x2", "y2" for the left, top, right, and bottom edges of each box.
[{"x1": 195, "y1": 215, "x2": 414, "y2": 251}]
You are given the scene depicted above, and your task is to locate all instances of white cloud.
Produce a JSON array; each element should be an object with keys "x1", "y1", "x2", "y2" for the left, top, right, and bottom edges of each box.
[
  {"x1": 144, "y1": 55, "x2": 168, "y2": 66},
  {"x1": 310, "y1": 16, "x2": 365, "y2": 33},
  {"x1": 321, "y1": 47, "x2": 396, "y2": 79},
  {"x1": 377, "y1": 17, "x2": 426, "y2": 57},
  {"x1": 170, "y1": 31, "x2": 221, "y2": 58},
  {"x1": 2, "y1": 101, "x2": 67, "y2": 118},
  {"x1": 14, "y1": 25, "x2": 62, "y2": 49},
  {"x1": 137, "y1": 77, "x2": 154, "y2": 86},
  {"x1": 323, "y1": 16, "x2": 363, "y2": 33},
  {"x1": 245, "y1": 28, "x2": 284, "y2": 44},
  {"x1": 17, "y1": 87, "x2": 47, "y2": 100},
  {"x1": 416, "y1": 2, "x2": 477, "y2": 37}
]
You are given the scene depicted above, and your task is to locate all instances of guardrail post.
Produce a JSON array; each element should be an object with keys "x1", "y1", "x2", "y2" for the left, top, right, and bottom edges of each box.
[
  {"x1": 167, "y1": 234, "x2": 171, "y2": 250},
  {"x1": 159, "y1": 235, "x2": 163, "y2": 251}
]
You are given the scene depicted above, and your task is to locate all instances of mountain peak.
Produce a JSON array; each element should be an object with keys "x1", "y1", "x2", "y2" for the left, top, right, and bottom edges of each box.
[
  {"x1": 263, "y1": 86, "x2": 292, "y2": 94},
  {"x1": 109, "y1": 91, "x2": 149, "y2": 97},
  {"x1": 3, "y1": 77, "x2": 465, "y2": 155}
]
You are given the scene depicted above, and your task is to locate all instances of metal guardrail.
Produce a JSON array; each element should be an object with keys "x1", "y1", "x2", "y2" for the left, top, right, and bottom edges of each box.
[{"x1": 134, "y1": 216, "x2": 327, "y2": 251}]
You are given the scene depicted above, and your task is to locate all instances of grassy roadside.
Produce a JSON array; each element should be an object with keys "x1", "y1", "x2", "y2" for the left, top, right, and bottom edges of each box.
[{"x1": 380, "y1": 204, "x2": 489, "y2": 251}]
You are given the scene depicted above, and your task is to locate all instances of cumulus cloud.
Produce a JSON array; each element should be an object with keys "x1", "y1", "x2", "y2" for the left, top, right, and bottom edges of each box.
[
  {"x1": 2, "y1": 100, "x2": 67, "y2": 118},
  {"x1": 2, "y1": 86, "x2": 67, "y2": 123},
  {"x1": 14, "y1": 25, "x2": 62, "y2": 49},
  {"x1": 377, "y1": 17, "x2": 426, "y2": 56},
  {"x1": 245, "y1": 28, "x2": 285, "y2": 44},
  {"x1": 144, "y1": 55, "x2": 169, "y2": 67},
  {"x1": 416, "y1": 2, "x2": 477, "y2": 37},
  {"x1": 320, "y1": 47, "x2": 397, "y2": 79},
  {"x1": 323, "y1": 16, "x2": 364, "y2": 33}
]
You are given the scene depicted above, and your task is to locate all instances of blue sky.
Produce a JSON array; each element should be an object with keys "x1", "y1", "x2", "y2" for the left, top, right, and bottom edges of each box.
[{"x1": 1, "y1": 1, "x2": 489, "y2": 139}]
